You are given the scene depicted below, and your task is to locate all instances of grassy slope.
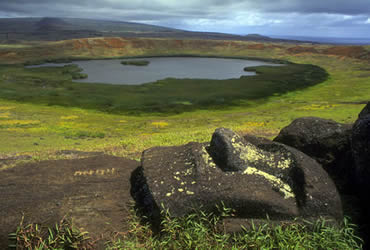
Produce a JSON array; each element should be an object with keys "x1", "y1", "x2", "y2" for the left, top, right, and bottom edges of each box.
[{"x1": 0, "y1": 38, "x2": 369, "y2": 163}]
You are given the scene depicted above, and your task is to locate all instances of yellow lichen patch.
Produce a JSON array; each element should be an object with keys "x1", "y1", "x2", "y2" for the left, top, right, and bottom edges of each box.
[
  {"x1": 244, "y1": 121, "x2": 265, "y2": 127},
  {"x1": 139, "y1": 133, "x2": 153, "y2": 138},
  {"x1": 28, "y1": 127, "x2": 49, "y2": 133},
  {"x1": 60, "y1": 115, "x2": 79, "y2": 120},
  {"x1": 0, "y1": 112, "x2": 10, "y2": 118},
  {"x1": 151, "y1": 121, "x2": 169, "y2": 128},
  {"x1": 58, "y1": 121, "x2": 89, "y2": 129},
  {"x1": 232, "y1": 135, "x2": 292, "y2": 170},
  {"x1": 243, "y1": 167, "x2": 295, "y2": 199},
  {"x1": 277, "y1": 158, "x2": 293, "y2": 170},
  {"x1": 178, "y1": 188, "x2": 184, "y2": 192},
  {"x1": 201, "y1": 146, "x2": 217, "y2": 169},
  {"x1": 186, "y1": 190, "x2": 195, "y2": 195},
  {"x1": 0, "y1": 120, "x2": 40, "y2": 126},
  {"x1": 0, "y1": 106, "x2": 15, "y2": 110},
  {"x1": 299, "y1": 104, "x2": 338, "y2": 111},
  {"x1": 174, "y1": 176, "x2": 180, "y2": 181},
  {"x1": 6, "y1": 128, "x2": 24, "y2": 132}
]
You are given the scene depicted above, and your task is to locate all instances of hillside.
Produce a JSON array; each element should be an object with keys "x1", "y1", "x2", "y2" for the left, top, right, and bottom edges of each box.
[{"x1": 0, "y1": 17, "x2": 304, "y2": 43}]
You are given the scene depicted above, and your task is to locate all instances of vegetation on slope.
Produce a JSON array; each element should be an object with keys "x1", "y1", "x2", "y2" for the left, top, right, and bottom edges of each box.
[{"x1": 0, "y1": 61, "x2": 327, "y2": 114}]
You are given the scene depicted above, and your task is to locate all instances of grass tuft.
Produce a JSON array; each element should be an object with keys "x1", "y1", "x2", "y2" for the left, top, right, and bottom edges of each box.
[
  {"x1": 105, "y1": 206, "x2": 363, "y2": 249},
  {"x1": 10, "y1": 214, "x2": 93, "y2": 249}
]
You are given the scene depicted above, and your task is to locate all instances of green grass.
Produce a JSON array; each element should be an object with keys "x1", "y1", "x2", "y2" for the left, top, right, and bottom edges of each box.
[
  {"x1": 11, "y1": 207, "x2": 362, "y2": 249},
  {"x1": 9, "y1": 215, "x2": 92, "y2": 249},
  {"x1": 110, "y1": 209, "x2": 362, "y2": 250}
]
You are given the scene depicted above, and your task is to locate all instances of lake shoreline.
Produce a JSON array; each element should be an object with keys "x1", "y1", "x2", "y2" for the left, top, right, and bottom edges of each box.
[{"x1": 26, "y1": 57, "x2": 283, "y2": 85}]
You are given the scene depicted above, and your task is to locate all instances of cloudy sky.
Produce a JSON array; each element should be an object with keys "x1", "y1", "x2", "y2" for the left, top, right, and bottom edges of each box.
[{"x1": 0, "y1": 0, "x2": 370, "y2": 38}]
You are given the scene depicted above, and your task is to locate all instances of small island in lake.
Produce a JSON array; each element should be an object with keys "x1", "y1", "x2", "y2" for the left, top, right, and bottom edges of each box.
[{"x1": 121, "y1": 60, "x2": 150, "y2": 66}]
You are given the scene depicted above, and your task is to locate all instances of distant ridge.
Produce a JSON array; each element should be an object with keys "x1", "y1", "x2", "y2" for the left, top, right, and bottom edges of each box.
[
  {"x1": 35, "y1": 17, "x2": 72, "y2": 31},
  {"x1": 0, "y1": 17, "x2": 307, "y2": 43}
]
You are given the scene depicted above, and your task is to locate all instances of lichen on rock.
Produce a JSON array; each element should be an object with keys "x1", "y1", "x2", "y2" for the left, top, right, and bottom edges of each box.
[{"x1": 133, "y1": 127, "x2": 342, "y2": 231}]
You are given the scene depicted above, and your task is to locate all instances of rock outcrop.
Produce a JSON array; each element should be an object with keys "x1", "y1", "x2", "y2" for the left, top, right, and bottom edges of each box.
[
  {"x1": 273, "y1": 117, "x2": 353, "y2": 192},
  {"x1": 0, "y1": 155, "x2": 139, "y2": 249},
  {"x1": 351, "y1": 102, "x2": 370, "y2": 193},
  {"x1": 132, "y1": 128, "x2": 343, "y2": 231},
  {"x1": 351, "y1": 102, "x2": 370, "y2": 247}
]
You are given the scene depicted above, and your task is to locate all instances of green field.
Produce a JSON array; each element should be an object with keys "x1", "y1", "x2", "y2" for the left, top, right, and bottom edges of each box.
[{"x1": 0, "y1": 43, "x2": 368, "y2": 161}]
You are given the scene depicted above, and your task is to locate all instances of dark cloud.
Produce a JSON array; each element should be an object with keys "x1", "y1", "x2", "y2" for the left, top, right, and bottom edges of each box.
[
  {"x1": 0, "y1": 0, "x2": 369, "y2": 38},
  {"x1": 1, "y1": 0, "x2": 369, "y2": 16},
  {"x1": 256, "y1": 0, "x2": 370, "y2": 15}
]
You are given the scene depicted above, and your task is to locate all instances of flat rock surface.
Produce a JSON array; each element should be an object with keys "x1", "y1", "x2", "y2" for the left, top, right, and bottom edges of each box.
[{"x1": 0, "y1": 155, "x2": 139, "y2": 249}]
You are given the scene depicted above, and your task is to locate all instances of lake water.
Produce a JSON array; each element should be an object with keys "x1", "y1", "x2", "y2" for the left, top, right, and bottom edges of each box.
[{"x1": 28, "y1": 57, "x2": 280, "y2": 85}]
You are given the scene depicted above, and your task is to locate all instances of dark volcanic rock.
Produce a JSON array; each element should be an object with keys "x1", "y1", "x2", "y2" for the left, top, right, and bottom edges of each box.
[
  {"x1": 208, "y1": 127, "x2": 249, "y2": 171},
  {"x1": 351, "y1": 102, "x2": 370, "y2": 248},
  {"x1": 351, "y1": 102, "x2": 370, "y2": 193},
  {"x1": 132, "y1": 128, "x2": 342, "y2": 230},
  {"x1": 0, "y1": 155, "x2": 139, "y2": 249},
  {"x1": 273, "y1": 117, "x2": 353, "y2": 190}
]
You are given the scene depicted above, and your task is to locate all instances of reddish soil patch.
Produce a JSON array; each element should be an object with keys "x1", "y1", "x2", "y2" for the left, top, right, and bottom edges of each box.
[
  {"x1": 186, "y1": 39, "x2": 224, "y2": 49},
  {"x1": 131, "y1": 39, "x2": 156, "y2": 49},
  {"x1": 0, "y1": 51, "x2": 9, "y2": 56},
  {"x1": 0, "y1": 51, "x2": 17, "y2": 59},
  {"x1": 267, "y1": 44, "x2": 283, "y2": 49},
  {"x1": 72, "y1": 39, "x2": 84, "y2": 50},
  {"x1": 287, "y1": 46, "x2": 318, "y2": 54},
  {"x1": 103, "y1": 38, "x2": 126, "y2": 48},
  {"x1": 92, "y1": 39, "x2": 108, "y2": 47},
  {"x1": 174, "y1": 39, "x2": 184, "y2": 48},
  {"x1": 323, "y1": 46, "x2": 369, "y2": 59},
  {"x1": 0, "y1": 155, "x2": 139, "y2": 249},
  {"x1": 71, "y1": 39, "x2": 93, "y2": 50},
  {"x1": 247, "y1": 44, "x2": 265, "y2": 50}
]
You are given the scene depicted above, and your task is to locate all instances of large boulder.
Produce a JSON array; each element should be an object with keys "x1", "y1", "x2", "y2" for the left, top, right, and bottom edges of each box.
[
  {"x1": 132, "y1": 128, "x2": 342, "y2": 230},
  {"x1": 273, "y1": 117, "x2": 353, "y2": 191}
]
